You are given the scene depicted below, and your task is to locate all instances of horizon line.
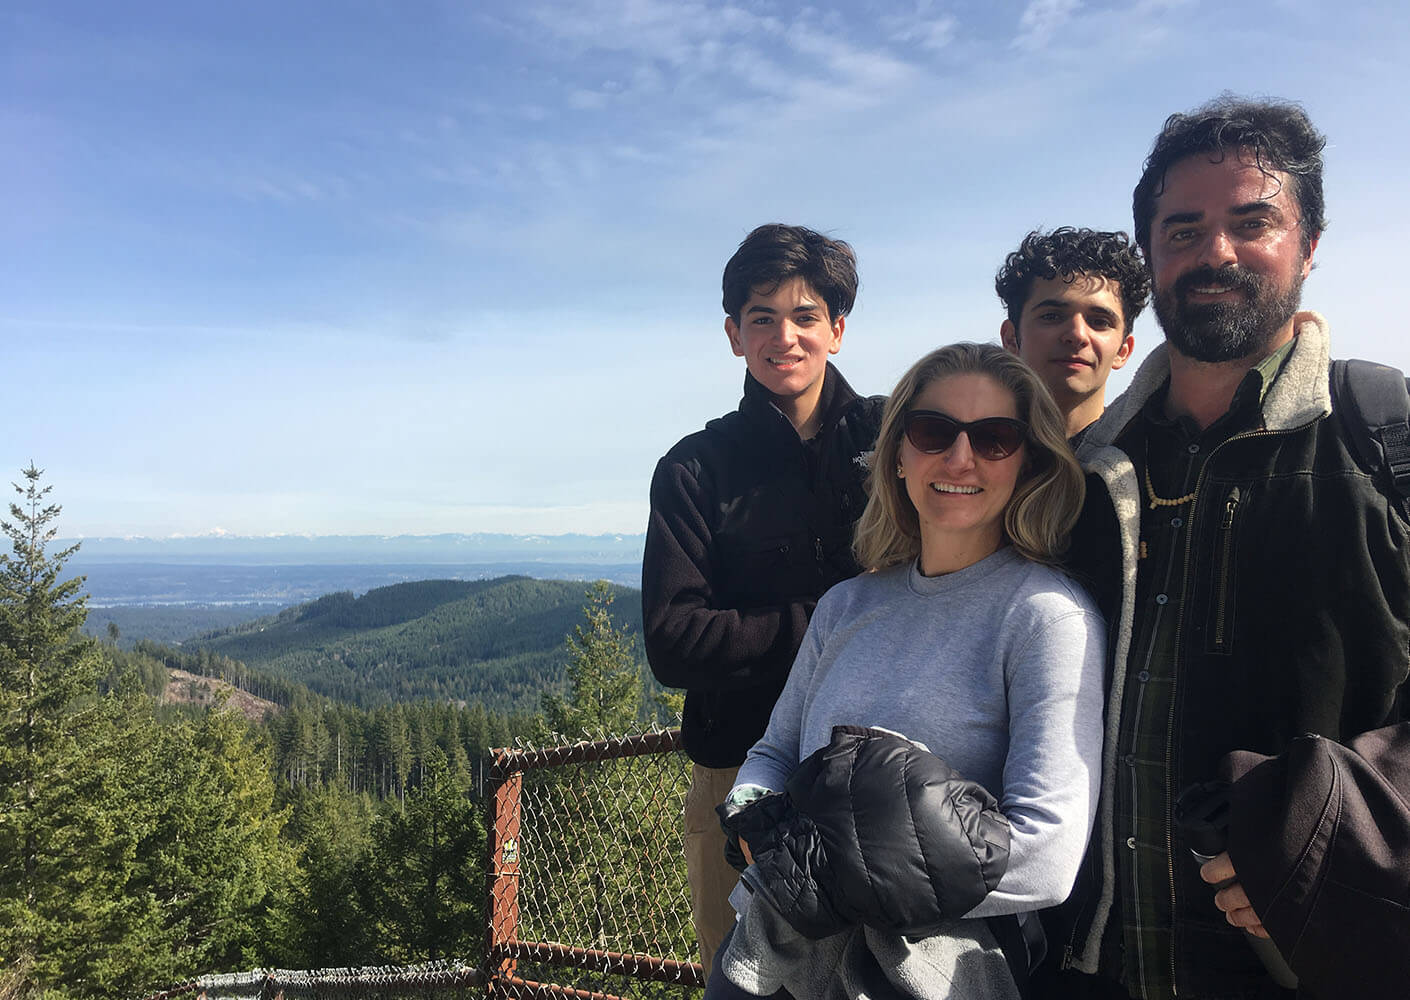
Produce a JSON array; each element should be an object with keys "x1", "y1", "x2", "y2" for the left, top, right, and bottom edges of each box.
[{"x1": 58, "y1": 530, "x2": 649, "y2": 542}]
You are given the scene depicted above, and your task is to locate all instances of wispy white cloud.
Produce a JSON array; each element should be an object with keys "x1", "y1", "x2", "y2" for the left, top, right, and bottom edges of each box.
[
  {"x1": 516, "y1": 0, "x2": 778, "y2": 67},
  {"x1": 509, "y1": 0, "x2": 921, "y2": 119},
  {"x1": 786, "y1": 21, "x2": 919, "y2": 94},
  {"x1": 226, "y1": 170, "x2": 349, "y2": 204},
  {"x1": 1013, "y1": 0, "x2": 1083, "y2": 51},
  {"x1": 419, "y1": 0, "x2": 1209, "y2": 260},
  {"x1": 567, "y1": 87, "x2": 612, "y2": 110},
  {"x1": 883, "y1": 2, "x2": 959, "y2": 53}
]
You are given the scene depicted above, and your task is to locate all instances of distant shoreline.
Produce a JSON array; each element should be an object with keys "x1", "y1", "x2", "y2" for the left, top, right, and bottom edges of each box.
[
  {"x1": 69, "y1": 560, "x2": 645, "y2": 608},
  {"x1": 57, "y1": 531, "x2": 647, "y2": 564}
]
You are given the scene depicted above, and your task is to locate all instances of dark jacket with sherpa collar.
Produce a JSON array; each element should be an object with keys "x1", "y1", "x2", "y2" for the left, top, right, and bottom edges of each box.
[{"x1": 1057, "y1": 313, "x2": 1410, "y2": 997}]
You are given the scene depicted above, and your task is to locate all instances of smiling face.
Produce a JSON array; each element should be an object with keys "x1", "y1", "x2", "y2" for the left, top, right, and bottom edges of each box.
[
  {"x1": 1148, "y1": 152, "x2": 1318, "y2": 363},
  {"x1": 899, "y1": 372, "x2": 1024, "y2": 575},
  {"x1": 725, "y1": 276, "x2": 844, "y2": 436},
  {"x1": 1000, "y1": 273, "x2": 1133, "y2": 435}
]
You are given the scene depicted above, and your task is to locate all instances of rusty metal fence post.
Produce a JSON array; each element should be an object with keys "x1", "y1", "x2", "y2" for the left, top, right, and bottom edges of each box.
[
  {"x1": 488, "y1": 762, "x2": 524, "y2": 987},
  {"x1": 483, "y1": 727, "x2": 705, "y2": 1000}
]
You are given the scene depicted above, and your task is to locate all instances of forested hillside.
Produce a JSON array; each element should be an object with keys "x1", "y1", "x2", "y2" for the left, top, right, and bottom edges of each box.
[
  {"x1": 2, "y1": 467, "x2": 677, "y2": 998},
  {"x1": 189, "y1": 576, "x2": 650, "y2": 712},
  {"x1": 121, "y1": 639, "x2": 532, "y2": 799}
]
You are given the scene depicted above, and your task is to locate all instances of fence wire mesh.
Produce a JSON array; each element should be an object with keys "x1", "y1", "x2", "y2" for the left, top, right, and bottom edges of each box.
[
  {"x1": 143, "y1": 727, "x2": 702, "y2": 1000},
  {"x1": 488, "y1": 726, "x2": 703, "y2": 1000},
  {"x1": 149, "y1": 962, "x2": 487, "y2": 1000}
]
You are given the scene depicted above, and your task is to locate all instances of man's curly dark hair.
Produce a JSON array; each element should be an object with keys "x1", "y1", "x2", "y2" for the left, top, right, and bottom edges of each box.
[
  {"x1": 1132, "y1": 94, "x2": 1326, "y2": 256},
  {"x1": 994, "y1": 227, "x2": 1149, "y2": 334}
]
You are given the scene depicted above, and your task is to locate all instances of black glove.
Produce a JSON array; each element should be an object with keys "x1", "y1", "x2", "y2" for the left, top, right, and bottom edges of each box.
[{"x1": 716, "y1": 789, "x2": 791, "y2": 873}]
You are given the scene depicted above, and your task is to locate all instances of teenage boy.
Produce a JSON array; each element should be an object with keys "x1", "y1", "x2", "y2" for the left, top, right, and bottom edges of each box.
[
  {"x1": 996, "y1": 228, "x2": 1150, "y2": 439},
  {"x1": 642, "y1": 224, "x2": 883, "y2": 974}
]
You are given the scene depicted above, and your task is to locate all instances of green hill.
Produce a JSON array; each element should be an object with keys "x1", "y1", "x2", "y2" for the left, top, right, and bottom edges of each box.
[{"x1": 189, "y1": 575, "x2": 648, "y2": 713}]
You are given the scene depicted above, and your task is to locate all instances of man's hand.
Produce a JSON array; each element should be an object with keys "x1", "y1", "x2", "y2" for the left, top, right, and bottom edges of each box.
[{"x1": 1200, "y1": 851, "x2": 1269, "y2": 938}]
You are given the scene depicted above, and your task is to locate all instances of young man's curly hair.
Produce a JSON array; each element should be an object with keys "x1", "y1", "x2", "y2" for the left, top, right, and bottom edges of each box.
[{"x1": 994, "y1": 227, "x2": 1150, "y2": 334}]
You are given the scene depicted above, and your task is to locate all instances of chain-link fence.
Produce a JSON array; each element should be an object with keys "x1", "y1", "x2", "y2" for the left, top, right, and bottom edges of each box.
[
  {"x1": 486, "y1": 726, "x2": 703, "y2": 1000},
  {"x1": 141, "y1": 727, "x2": 701, "y2": 1000}
]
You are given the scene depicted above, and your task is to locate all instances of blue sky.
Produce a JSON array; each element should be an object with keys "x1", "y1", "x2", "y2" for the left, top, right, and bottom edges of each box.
[{"x1": 4, "y1": 0, "x2": 1408, "y2": 537}]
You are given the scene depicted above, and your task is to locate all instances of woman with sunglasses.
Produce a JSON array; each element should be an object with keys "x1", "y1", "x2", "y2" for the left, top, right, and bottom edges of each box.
[{"x1": 710, "y1": 342, "x2": 1105, "y2": 1000}]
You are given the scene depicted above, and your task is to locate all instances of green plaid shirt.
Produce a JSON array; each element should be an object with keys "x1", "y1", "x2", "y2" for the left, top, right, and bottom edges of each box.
[{"x1": 1108, "y1": 343, "x2": 1293, "y2": 1000}]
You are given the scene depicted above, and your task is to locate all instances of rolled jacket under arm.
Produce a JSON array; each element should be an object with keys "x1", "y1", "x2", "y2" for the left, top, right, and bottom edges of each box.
[
  {"x1": 1220, "y1": 723, "x2": 1410, "y2": 998},
  {"x1": 719, "y1": 725, "x2": 1011, "y2": 940}
]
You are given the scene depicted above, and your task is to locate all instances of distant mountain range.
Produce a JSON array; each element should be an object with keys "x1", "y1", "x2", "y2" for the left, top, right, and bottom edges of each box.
[{"x1": 60, "y1": 532, "x2": 646, "y2": 565}]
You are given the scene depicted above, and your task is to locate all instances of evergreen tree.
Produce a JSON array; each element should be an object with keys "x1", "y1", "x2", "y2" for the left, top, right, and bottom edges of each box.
[
  {"x1": 0, "y1": 465, "x2": 109, "y2": 986},
  {"x1": 357, "y1": 747, "x2": 485, "y2": 962},
  {"x1": 389, "y1": 705, "x2": 412, "y2": 800},
  {"x1": 538, "y1": 582, "x2": 643, "y2": 740},
  {"x1": 0, "y1": 468, "x2": 300, "y2": 996},
  {"x1": 133, "y1": 707, "x2": 298, "y2": 971},
  {"x1": 439, "y1": 709, "x2": 473, "y2": 790},
  {"x1": 281, "y1": 786, "x2": 376, "y2": 967}
]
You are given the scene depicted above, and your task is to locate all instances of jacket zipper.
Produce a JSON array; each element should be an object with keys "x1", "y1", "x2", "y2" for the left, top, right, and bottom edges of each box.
[
  {"x1": 1164, "y1": 430, "x2": 1274, "y2": 995},
  {"x1": 1212, "y1": 487, "x2": 1242, "y2": 650}
]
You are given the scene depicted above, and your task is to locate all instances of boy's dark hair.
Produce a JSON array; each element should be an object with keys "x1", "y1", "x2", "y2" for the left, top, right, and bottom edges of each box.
[
  {"x1": 994, "y1": 227, "x2": 1150, "y2": 334},
  {"x1": 722, "y1": 224, "x2": 858, "y2": 323},
  {"x1": 1133, "y1": 94, "x2": 1326, "y2": 256}
]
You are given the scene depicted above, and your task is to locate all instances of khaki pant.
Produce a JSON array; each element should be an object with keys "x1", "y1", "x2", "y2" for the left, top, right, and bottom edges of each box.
[{"x1": 683, "y1": 762, "x2": 741, "y2": 974}]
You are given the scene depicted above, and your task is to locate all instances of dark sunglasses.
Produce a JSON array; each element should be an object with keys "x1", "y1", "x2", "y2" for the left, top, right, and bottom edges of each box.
[{"x1": 902, "y1": 410, "x2": 1028, "y2": 461}]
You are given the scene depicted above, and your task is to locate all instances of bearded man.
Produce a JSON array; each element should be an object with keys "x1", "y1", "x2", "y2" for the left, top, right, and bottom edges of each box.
[{"x1": 1040, "y1": 96, "x2": 1410, "y2": 1000}]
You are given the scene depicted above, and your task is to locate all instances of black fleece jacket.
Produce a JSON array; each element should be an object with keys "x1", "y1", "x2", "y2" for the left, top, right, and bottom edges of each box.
[{"x1": 642, "y1": 363, "x2": 883, "y2": 767}]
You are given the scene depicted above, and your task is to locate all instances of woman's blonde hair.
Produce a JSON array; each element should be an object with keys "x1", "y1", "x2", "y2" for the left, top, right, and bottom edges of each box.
[{"x1": 852, "y1": 342, "x2": 1085, "y2": 571}]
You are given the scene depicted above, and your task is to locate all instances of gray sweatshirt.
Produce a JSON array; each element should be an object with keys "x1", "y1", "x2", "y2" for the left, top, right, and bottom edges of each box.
[{"x1": 734, "y1": 546, "x2": 1107, "y2": 917}]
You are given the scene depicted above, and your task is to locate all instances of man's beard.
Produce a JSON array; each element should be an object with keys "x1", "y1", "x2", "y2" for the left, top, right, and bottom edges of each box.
[{"x1": 1154, "y1": 265, "x2": 1303, "y2": 363}]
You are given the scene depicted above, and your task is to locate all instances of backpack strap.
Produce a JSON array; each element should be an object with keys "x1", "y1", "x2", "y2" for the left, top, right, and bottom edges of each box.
[{"x1": 1330, "y1": 358, "x2": 1410, "y2": 501}]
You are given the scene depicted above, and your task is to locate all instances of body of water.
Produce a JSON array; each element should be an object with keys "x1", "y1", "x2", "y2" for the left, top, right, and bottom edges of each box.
[{"x1": 70, "y1": 560, "x2": 643, "y2": 607}]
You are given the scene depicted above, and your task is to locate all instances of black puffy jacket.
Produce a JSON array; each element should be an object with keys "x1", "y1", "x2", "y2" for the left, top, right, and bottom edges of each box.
[{"x1": 718, "y1": 726, "x2": 1011, "y2": 940}]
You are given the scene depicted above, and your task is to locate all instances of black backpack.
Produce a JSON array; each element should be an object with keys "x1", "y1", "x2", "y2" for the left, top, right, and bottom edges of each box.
[{"x1": 1330, "y1": 359, "x2": 1410, "y2": 508}]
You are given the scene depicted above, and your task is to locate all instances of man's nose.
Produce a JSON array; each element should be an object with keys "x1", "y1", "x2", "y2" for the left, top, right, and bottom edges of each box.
[
  {"x1": 1060, "y1": 317, "x2": 1093, "y2": 346},
  {"x1": 1197, "y1": 228, "x2": 1239, "y2": 269}
]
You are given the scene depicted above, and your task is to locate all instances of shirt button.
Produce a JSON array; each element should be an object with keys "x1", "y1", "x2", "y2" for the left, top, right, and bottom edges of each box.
[
  {"x1": 1127, "y1": 837, "x2": 1137, "y2": 849},
  {"x1": 1122, "y1": 753, "x2": 1135, "y2": 766},
  {"x1": 1155, "y1": 593, "x2": 1169, "y2": 605},
  {"x1": 1170, "y1": 517, "x2": 1183, "y2": 528},
  {"x1": 1137, "y1": 670, "x2": 1150, "y2": 683},
  {"x1": 1187, "y1": 443, "x2": 1200, "y2": 455}
]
